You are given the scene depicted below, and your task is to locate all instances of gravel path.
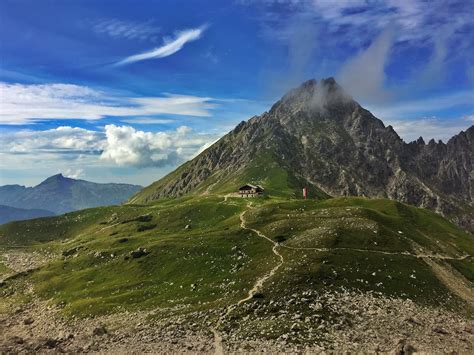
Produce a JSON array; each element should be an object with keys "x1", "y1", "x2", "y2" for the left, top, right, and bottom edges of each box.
[{"x1": 211, "y1": 205, "x2": 285, "y2": 354}]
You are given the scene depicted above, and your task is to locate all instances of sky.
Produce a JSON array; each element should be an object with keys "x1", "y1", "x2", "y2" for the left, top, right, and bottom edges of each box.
[{"x1": 0, "y1": 0, "x2": 473, "y2": 187}]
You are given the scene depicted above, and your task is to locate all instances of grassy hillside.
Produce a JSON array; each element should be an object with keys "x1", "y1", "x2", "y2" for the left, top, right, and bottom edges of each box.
[
  {"x1": 1, "y1": 195, "x2": 472, "y2": 322},
  {"x1": 130, "y1": 152, "x2": 330, "y2": 203}
]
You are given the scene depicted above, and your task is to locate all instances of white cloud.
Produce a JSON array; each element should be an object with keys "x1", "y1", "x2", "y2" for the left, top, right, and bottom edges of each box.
[
  {"x1": 368, "y1": 91, "x2": 474, "y2": 118},
  {"x1": 100, "y1": 124, "x2": 215, "y2": 167},
  {"x1": 0, "y1": 124, "x2": 220, "y2": 169},
  {"x1": 115, "y1": 25, "x2": 207, "y2": 66},
  {"x1": 309, "y1": 0, "x2": 470, "y2": 43},
  {"x1": 250, "y1": 0, "x2": 470, "y2": 43},
  {"x1": 64, "y1": 168, "x2": 84, "y2": 179},
  {"x1": 338, "y1": 26, "x2": 394, "y2": 102},
  {"x1": 0, "y1": 82, "x2": 218, "y2": 124},
  {"x1": 246, "y1": 0, "x2": 473, "y2": 99},
  {"x1": 90, "y1": 18, "x2": 160, "y2": 41},
  {"x1": 131, "y1": 94, "x2": 217, "y2": 116},
  {"x1": 385, "y1": 117, "x2": 472, "y2": 143},
  {"x1": 120, "y1": 118, "x2": 175, "y2": 124},
  {"x1": 1, "y1": 126, "x2": 104, "y2": 153}
]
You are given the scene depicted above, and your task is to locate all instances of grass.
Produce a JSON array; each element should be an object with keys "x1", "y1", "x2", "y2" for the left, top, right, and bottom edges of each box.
[
  {"x1": 448, "y1": 259, "x2": 474, "y2": 282},
  {"x1": 131, "y1": 150, "x2": 331, "y2": 203},
  {"x1": 1, "y1": 195, "x2": 472, "y2": 320},
  {"x1": 0, "y1": 258, "x2": 12, "y2": 276}
]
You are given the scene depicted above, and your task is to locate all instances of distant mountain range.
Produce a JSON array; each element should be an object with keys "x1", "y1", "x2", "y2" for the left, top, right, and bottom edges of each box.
[
  {"x1": 130, "y1": 78, "x2": 473, "y2": 232},
  {"x1": 0, "y1": 205, "x2": 56, "y2": 224},
  {"x1": 0, "y1": 174, "x2": 142, "y2": 223}
]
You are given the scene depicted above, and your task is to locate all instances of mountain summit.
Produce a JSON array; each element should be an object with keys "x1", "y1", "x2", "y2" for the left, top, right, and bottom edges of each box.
[{"x1": 130, "y1": 78, "x2": 473, "y2": 231}]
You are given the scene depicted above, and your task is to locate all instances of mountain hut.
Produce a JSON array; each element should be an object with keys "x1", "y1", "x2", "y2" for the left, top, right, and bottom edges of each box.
[{"x1": 238, "y1": 184, "x2": 264, "y2": 197}]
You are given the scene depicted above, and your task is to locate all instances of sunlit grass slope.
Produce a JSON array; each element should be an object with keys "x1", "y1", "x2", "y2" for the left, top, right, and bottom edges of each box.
[{"x1": 1, "y1": 195, "x2": 472, "y2": 319}]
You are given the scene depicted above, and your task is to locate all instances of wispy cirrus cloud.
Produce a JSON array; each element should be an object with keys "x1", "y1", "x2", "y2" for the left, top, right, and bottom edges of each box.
[
  {"x1": 90, "y1": 18, "x2": 161, "y2": 42},
  {"x1": 114, "y1": 25, "x2": 208, "y2": 66},
  {"x1": 249, "y1": 0, "x2": 472, "y2": 44},
  {"x1": 0, "y1": 82, "x2": 218, "y2": 124},
  {"x1": 368, "y1": 91, "x2": 474, "y2": 119},
  {"x1": 120, "y1": 118, "x2": 175, "y2": 125},
  {"x1": 338, "y1": 25, "x2": 395, "y2": 102},
  {"x1": 244, "y1": 0, "x2": 474, "y2": 99}
]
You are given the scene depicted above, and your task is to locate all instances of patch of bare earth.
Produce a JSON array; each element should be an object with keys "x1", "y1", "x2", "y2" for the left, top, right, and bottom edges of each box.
[{"x1": 1, "y1": 249, "x2": 55, "y2": 277}]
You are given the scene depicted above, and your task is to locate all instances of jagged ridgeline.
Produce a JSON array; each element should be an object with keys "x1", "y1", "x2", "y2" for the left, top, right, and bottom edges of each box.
[{"x1": 129, "y1": 78, "x2": 473, "y2": 232}]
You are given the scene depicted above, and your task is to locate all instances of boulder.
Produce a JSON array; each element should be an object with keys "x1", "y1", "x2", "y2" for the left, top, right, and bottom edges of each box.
[
  {"x1": 92, "y1": 325, "x2": 108, "y2": 336},
  {"x1": 23, "y1": 317, "x2": 34, "y2": 325},
  {"x1": 130, "y1": 248, "x2": 149, "y2": 259}
]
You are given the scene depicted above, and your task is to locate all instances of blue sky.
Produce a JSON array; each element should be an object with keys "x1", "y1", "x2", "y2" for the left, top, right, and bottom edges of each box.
[{"x1": 1, "y1": 0, "x2": 473, "y2": 186}]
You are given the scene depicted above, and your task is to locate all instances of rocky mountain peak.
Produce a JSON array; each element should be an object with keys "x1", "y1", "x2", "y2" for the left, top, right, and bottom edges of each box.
[
  {"x1": 266, "y1": 78, "x2": 357, "y2": 130},
  {"x1": 278, "y1": 77, "x2": 352, "y2": 109},
  {"x1": 39, "y1": 173, "x2": 70, "y2": 186},
  {"x1": 130, "y1": 78, "x2": 473, "y2": 232}
]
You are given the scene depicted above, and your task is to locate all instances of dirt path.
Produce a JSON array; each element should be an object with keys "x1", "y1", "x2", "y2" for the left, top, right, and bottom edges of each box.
[
  {"x1": 422, "y1": 258, "x2": 474, "y2": 306},
  {"x1": 282, "y1": 242, "x2": 472, "y2": 305},
  {"x1": 95, "y1": 222, "x2": 121, "y2": 234},
  {"x1": 282, "y1": 244, "x2": 470, "y2": 261},
  {"x1": 406, "y1": 241, "x2": 474, "y2": 306},
  {"x1": 237, "y1": 211, "x2": 284, "y2": 304},
  {"x1": 218, "y1": 194, "x2": 236, "y2": 204},
  {"x1": 211, "y1": 205, "x2": 285, "y2": 354},
  {"x1": 210, "y1": 327, "x2": 224, "y2": 355},
  {"x1": 203, "y1": 181, "x2": 219, "y2": 195}
]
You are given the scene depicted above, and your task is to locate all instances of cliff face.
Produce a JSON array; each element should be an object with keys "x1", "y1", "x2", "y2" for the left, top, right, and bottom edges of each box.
[{"x1": 130, "y1": 78, "x2": 473, "y2": 231}]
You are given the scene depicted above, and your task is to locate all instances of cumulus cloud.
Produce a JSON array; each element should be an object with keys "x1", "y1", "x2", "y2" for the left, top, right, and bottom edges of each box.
[
  {"x1": 0, "y1": 124, "x2": 220, "y2": 169},
  {"x1": 0, "y1": 82, "x2": 218, "y2": 124},
  {"x1": 100, "y1": 124, "x2": 215, "y2": 167},
  {"x1": 338, "y1": 26, "x2": 394, "y2": 102},
  {"x1": 115, "y1": 25, "x2": 207, "y2": 66},
  {"x1": 1, "y1": 126, "x2": 104, "y2": 153}
]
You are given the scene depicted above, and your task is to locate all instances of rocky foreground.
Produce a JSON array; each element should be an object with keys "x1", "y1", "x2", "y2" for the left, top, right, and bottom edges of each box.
[{"x1": 1, "y1": 284, "x2": 472, "y2": 353}]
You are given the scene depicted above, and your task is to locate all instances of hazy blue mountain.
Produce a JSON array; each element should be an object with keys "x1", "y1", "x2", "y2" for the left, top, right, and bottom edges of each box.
[
  {"x1": 0, "y1": 174, "x2": 142, "y2": 215},
  {"x1": 0, "y1": 205, "x2": 55, "y2": 224}
]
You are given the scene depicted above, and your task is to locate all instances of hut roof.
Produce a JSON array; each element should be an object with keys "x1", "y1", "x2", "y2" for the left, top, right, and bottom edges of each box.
[
  {"x1": 239, "y1": 184, "x2": 264, "y2": 191},
  {"x1": 239, "y1": 184, "x2": 258, "y2": 190}
]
